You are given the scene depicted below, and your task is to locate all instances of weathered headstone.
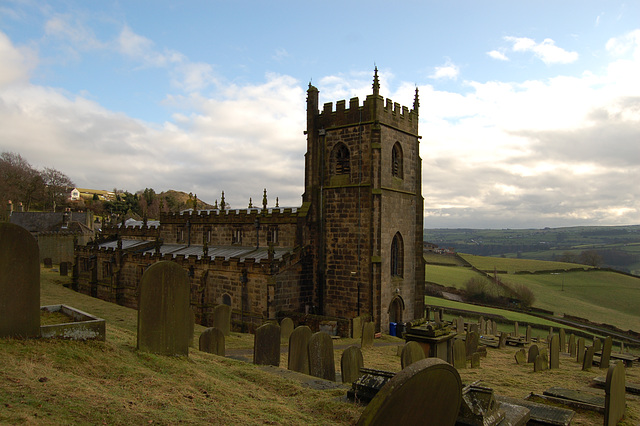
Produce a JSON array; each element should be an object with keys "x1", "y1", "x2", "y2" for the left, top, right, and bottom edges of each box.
[
  {"x1": 549, "y1": 334, "x2": 560, "y2": 369},
  {"x1": 0, "y1": 223, "x2": 40, "y2": 338},
  {"x1": 434, "y1": 310, "x2": 441, "y2": 324},
  {"x1": 526, "y1": 324, "x2": 532, "y2": 342},
  {"x1": 466, "y1": 331, "x2": 479, "y2": 357},
  {"x1": 43, "y1": 257, "x2": 53, "y2": 268},
  {"x1": 528, "y1": 344, "x2": 539, "y2": 363},
  {"x1": 356, "y1": 358, "x2": 462, "y2": 426},
  {"x1": 361, "y1": 321, "x2": 375, "y2": 349},
  {"x1": 212, "y1": 304, "x2": 231, "y2": 336},
  {"x1": 59, "y1": 261, "x2": 69, "y2": 276},
  {"x1": 601, "y1": 336, "x2": 613, "y2": 369},
  {"x1": 576, "y1": 337, "x2": 586, "y2": 363},
  {"x1": 309, "y1": 331, "x2": 336, "y2": 381},
  {"x1": 352, "y1": 316, "x2": 363, "y2": 339},
  {"x1": 341, "y1": 346, "x2": 364, "y2": 384},
  {"x1": 456, "y1": 316, "x2": 465, "y2": 333},
  {"x1": 471, "y1": 352, "x2": 481, "y2": 368},
  {"x1": 452, "y1": 339, "x2": 466, "y2": 369},
  {"x1": 280, "y1": 317, "x2": 294, "y2": 343},
  {"x1": 559, "y1": 328, "x2": 566, "y2": 353},
  {"x1": 539, "y1": 348, "x2": 549, "y2": 370},
  {"x1": 498, "y1": 331, "x2": 507, "y2": 349},
  {"x1": 288, "y1": 325, "x2": 312, "y2": 374},
  {"x1": 199, "y1": 327, "x2": 225, "y2": 356},
  {"x1": 593, "y1": 337, "x2": 602, "y2": 353},
  {"x1": 568, "y1": 334, "x2": 576, "y2": 357},
  {"x1": 401, "y1": 341, "x2": 426, "y2": 369},
  {"x1": 604, "y1": 361, "x2": 626, "y2": 426},
  {"x1": 582, "y1": 345, "x2": 595, "y2": 371},
  {"x1": 515, "y1": 348, "x2": 526, "y2": 365},
  {"x1": 514, "y1": 321, "x2": 519, "y2": 337},
  {"x1": 469, "y1": 323, "x2": 479, "y2": 334},
  {"x1": 486, "y1": 320, "x2": 492, "y2": 336},
  {"x1": 479, "y1": 317, "x2": 486, "y2": 335},
  {"x1": 534, "y1": 354, "x2": 544, "y2": 372},
  {"x1": 253, "y1": 322, "x2": 280, "y2": 366},
  {"x1": 137, "y1": 261, "x2": 193, "y2": 356}
]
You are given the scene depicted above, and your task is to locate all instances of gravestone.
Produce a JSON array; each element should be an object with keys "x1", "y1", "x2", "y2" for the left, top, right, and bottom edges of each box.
[
  {"x1": 593, "y1": 337, "x2": 602, "y2": 352},
  {"x1": 498, "y1": 331, "x2": 507, "y2": 349},
  {"x1": 401, "y1": 341, "x2": 426, "y2": 369},
  {"x1": 456, "y1": 316, "x2": 465, "y2": 333},
  {"x1": 486, "y1": 320, "x2": 492, "y2": 336},
  {"x1": 453, "y1": 339, "x2": 466, "y2": 369},
  {"x1": 559, "y1": 329, "x2": 566, "y2": 353},
  {"x1": 576, "y1": 338, "x2": 585, "y2": 363},
  {"x1": 59, "y1": 261, "x2": 69, "y2": 276},
  {"x1": 341, "y1": 346, "x2": 364, "y2": 384},
  {"x1": 515, "y1": 348, "x2": 526, "y2": 365},
  {"x1": 514, "y1": 321, "x2": 519, "y2": 337},
  {"x1": 288, "y1": 325, "x2": 312, "y2": 374},
  {"x1": 468, "y1": 323, "x2": 478, "y2": 334},
  {"x1": 361, "y1": 321, "x2": 375, "y2": 349},
  {"x1": 356, "y1": 358, "x2": 462, "y2": 426},
  {"x1": 604, "y1": 361, "x2": 626, "y2": 426},
  {"x1": 253, "y1": 322, "x2": 280, "y2": 366},
  {"x1": 568, "y1": 334, "x2": 576, "y2": 357},
  {"x1": 601, "y1": 336, "x2": 613, "y2": 369},
  {"x1": 199, "y1": 327, "x2": 225, "y2": 356},
  {"x1": 43, "y1": 257, "x2": 53, "y2": 268},
  {"x1": 466, "y1": 331, "x2": 479, "y2": 357},
  {"x1": 582, "y1": 346, "x2": 595, "y2": 371},
  {"x1": 539, "y1": 348, "x2": 549, "y2": 370},
  {"x1": 549, "y1": 334, "x2": 560, "y2": 369},
  {"x1": 528, "y1": 344, "x2": 539, "y2": 363},
  {"x1": 479, "y1": 317, "x2": 486, "y2": 335},
  {"x1": 309, "y1": 331, "x2": 336, "y2": 381},
  {"x1": 434, "y1": 310, "x2": 441, "y2": 324},
  {"x1": 549, "y1": 326, "x2": 553, "y2": 335},
  {"x1": 534, "y1": 354, "x2": 544, "y2": 372},
  {"x1": 280, "y1": 317, "x2": 294, "y2": 343},
  {"x1": 0, "y1": 223, "x2": 40, "y2": 338},
  {"x1": 526, "y1": 325, "x2": 532, "y2": 342},
  {"x1": 212, "y1": 304, "x2": 231, "y2": 336},
  {"x1": 471, "y1": 352, "x2": 481, "y2": 368},
  {"x1": 137, "y1": 261, "x2": 192, "y2": 356},
  {"x1": 352, "y1": 316, "x2": 363, "y2": 339}
]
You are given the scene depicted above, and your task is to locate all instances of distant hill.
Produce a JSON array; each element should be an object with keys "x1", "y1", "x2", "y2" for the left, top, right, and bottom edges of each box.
[{"x1": 159, "y1": 190, "x2": 216, "y2": 212}]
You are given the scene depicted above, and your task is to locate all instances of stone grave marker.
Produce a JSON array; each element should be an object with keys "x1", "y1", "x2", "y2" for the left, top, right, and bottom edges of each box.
[
  {"x1": 466, "y1": 331, "x2": 479, "y2": 357},
  {"x1": 137, "y1": 261, "x2": 193, "y2": 356},
  {"x1": 401, "y1": 341, "x2": 426, "y2": 369},
  {"x1": 43, "y1": 257, "x2": 53, "y2": 268},
  {"x1": 549, "y1": 334, "x2": 560, "y2": 369},
  {"x1": 471, "y1": 352, "x2": 481, "y2": 368},
  {"x1": 604, "y1": 361, "x2": 626, "y2": 426},
  {"x1": 601, "y1": 335, "x2": 613, "y2": 369},
  {"x1": 559, "y1": 328, "x2": 566, "y2": 353},
  {"x1": 514, "y1": 348, "x2": 526, "y2": 365},
  {"x1": 280, "y1": 317, "x2": 294, "y2": 343},
  {"x1": 539, "y1": 347, "x2": 549, "y2": 370},
  {"x1": 582, "y1": 345, "x2": 595, "y2": 371},
  {"x1": 356, "y1": 358, "x2": 462, "y2": 426},
  {"x1": 526, "y1": 324, "x2": 532, "y2": 342},
  {"x1": 212, "y1": 304, "x2": 231, "y2": 336},
  {"x1": 288, "y1": 325, "x2": 312, "y2": 374},
  {"x1": 486, "y1": 320, "x2": 492, "y2": 336},
  {"x1": 479, "y1": 317, "x2": 485, "y2": 334},
  {"x1": 361, "y1": 321, "x2": 375, "y2": 349},
  {"x1": 593, "y1": 337, "x2": 602, "y2": 352},
  {"x1": 576, "y1": 337, "x2": 585, "y2": 363},
  {"x1": 568, "y1": 334, "x2": 576, "y2": 357},
  {"x1": 528, "y1": 344, "x2": 539, "y2": 363},
  {"x1": 253, "y1": 322, "x2": 280, "y2": 366},
  {"x1": 199, "y1": 327, "x2": 225, "y2": 356},
  {"x1": 549, "y1": 326, "x2": 553, "y2": 335},
  {"x1": 514, "y1": 321, "x2": 519, "y2": 337},
  {"x1": 352, "y1": 316, "x2": 363, "y2": 339},
  {"x1": 469, "y1": 323, "x2": 479, "y2": 334},
  {"x1": 498, "y1": 331, "x2": 507, "y2": 349},
  {"x1": 534, "y1": 354, "x2": 544, "y2": 372},
  {"x1": 434, "y1": 310, "x2": 442, "y2": 324},
  {"x1": 341, "y1": 346, "x2": 364, "y2": 384},
  {"x1": 309, "y1": 331, "x2": 336, "y2": 381},
  {"x1": 456, "y1": 316, "x2": 464, "y2": 333},
  {"x1": 452, "y1": 339, "x2": 466, "y2": 369},
  {"x1": 0, "y1": 223, "x2": 40, "y2": 338},
  {"x1": 59, "y1": 261, "x2": 69, "y2": 276}
]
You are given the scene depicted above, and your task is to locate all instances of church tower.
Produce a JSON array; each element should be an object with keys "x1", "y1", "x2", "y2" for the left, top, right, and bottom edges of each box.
[{"x1": 303, "y1": 68, "x2": 425, "y2": 332}]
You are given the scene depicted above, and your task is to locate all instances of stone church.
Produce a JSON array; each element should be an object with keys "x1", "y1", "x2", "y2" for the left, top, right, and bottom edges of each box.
[{"x1": 74, "y1": 69, "x2": 425, "y2": 335}]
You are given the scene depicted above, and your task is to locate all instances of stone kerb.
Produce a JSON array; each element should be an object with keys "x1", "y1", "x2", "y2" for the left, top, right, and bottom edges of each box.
[
  {"x1": 288, "y1": 325, "x2": 312, "y2": 374},
  {"x1": 253, "y1": 322, "x2": 281, "y2": 367},
  {"x1": 401, "y1": 341, "x2": 426, "y2": 369},
  {"x1": 199, "y1": 327, "x2": 225, "y2": 356},
  {"x1": 0, "y1": 223, "x2": 41, "y2": 338},
  {"x1": 308, "y1": 331, "x2": 336, "y2": 381},
  {"x1": 341, "y1": 346, "x2": 364, "y2": 384},
  {"x1": 356, "y1": 358, "x2": 462, "y2": 426},
  {"x1": 137, "y1": 261, "x2": 193, "y2": 356}
]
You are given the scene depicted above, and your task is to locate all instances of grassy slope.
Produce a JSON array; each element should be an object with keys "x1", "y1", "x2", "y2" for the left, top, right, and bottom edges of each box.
[{"x1": 459, "y1": 253, "x2": 589, "y2": 273}]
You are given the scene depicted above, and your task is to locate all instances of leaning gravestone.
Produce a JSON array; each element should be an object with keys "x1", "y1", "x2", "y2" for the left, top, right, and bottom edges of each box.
[
  {"x1": 137, "y1": 261, "x2": 193, "y2": 356},
  {"x1": 515, "y1": 348, "x2": 527, "y2": 365},
  {"x1": 401, "y1": 341, "x2": 426, "y2": 369},
  {"x1": 453, "y1": 339, "x2": 466, "y2": 369},
  {"x1": 341, "y1": 346, "x2": 364, "y2": 384},
  {"x1": 528, "y1": 344, "x2": 539, "y2": 363},
  {"x1": 582, "y1": 346, "x2": 595, "y2": 371},
  {"x1": 576, "y1": 338, "x2": 586, "y2": 363},
  {"x1": 356, "y1": 358, "x2": 462, "y2": 426},
  {"x1": 199, "y1": 327, "x2": 225, "y2": 356},
  {"x1": 253, "y1": 322, "x2": 280, "y2": 366},
  {"x1": 288, "y1": 325, "x2": 312, "y2": 374},
  {"x1": 568, "y1": 334, "x2": 576, "y2": 357},
  {"x1": 309, "y1": 331, "x2": 336, "y2": 381},
  {"x1": 559, "y1": 329, "x2": 566, "y2": 353},
  {"x1": 212, "y1": 304, "x2": 231, "y2": 336},
  {"x1": 604, "y1": 361, "x2": 626, "y2": 426},
  {"x1": 361, "y1": 321, "x2": 375, "y2": 349},
  {"x1": 466, "y1": 331, "x2": 479, "y2": 357},
  {"x1": 280, "y1": 317, "x2": 294, "y2": 343},
  {"x1": 0, "y1": 223, "x2": 41, "y2": 338},
  {"x1": 593, "y1": 337, "x2": 602, "y2": 353},
  {"x1": 601, "y1": 336, "x2": 613, "y2": 369},
  {"x1": 549, "y1": 334, "x2": 560, "y2": 369}
]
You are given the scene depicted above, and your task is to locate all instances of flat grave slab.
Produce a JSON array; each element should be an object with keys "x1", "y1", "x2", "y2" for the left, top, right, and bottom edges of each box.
[
  {"x1": 593, "y1": 376, "x2": 640, "y2": 395},
  {"x1": 497, "y1": 395, "x2": 574, "y2": 426}
]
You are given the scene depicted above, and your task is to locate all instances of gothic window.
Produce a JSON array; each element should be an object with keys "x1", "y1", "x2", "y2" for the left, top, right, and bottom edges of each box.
[
  {"x1": 222, "y1": 293, "x2": 232, "y2": 306},
  {"x1": 267, "y1": 226, "x2": 278, "y2": 244},
  {"x1": 205, "y1": 228, "x2": 212, "y2": 244},
  {"x1": 177, "y1": 227, "x2": 184, "y2": 243},
  {"x1": 332, "y1": 143, "x2": 350, "y2": 175},
  {"x1": 391, "y1": 232, "x2": 404, "y2": 277},
  {"x1": 232, "y1": 228, "x2": 242, "y2": 245},
  {"x1": 392, "y1": 142, "x2": 403, "y2": 178}
]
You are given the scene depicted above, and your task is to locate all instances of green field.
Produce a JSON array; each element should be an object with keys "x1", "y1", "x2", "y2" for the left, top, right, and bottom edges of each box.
[
  {"x1": 425, "y1": 264, "x2": 484, "y2": 288},
  {"x1": 458, "y1": 253, "x2": 590, "y2": 273}
]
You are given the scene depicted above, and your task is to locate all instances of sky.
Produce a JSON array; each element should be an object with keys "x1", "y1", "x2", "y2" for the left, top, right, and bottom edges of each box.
[{"x1": 1, "y1": 1, "x2": 639, "y2": 229}]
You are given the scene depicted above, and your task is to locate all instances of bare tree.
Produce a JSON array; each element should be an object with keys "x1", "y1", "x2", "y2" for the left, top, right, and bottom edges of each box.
[
  {"x1": 41, "y1": 167, "x2": 75, "y2": 211},
  {"x1": 0, "y1": 152, "x2": 44, "y2": 211}
]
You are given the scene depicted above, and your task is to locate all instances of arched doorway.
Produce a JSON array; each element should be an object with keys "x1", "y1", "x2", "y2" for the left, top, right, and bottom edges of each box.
[{"x1": 388, "y1": 296, "x2": 405, "y2": 324}]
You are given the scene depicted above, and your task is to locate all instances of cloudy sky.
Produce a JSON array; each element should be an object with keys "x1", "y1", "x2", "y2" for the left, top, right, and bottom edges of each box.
[{"x1": 1, "y1": 1, "x2": 639, "y2": 229}]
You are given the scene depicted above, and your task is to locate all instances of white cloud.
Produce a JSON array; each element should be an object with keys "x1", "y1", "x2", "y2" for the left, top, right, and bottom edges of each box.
[
  {"x1": 429, "y1": 60, "x2": 460, "y2": 80},
  {"x1": 487, "y1": 50, "x2": 509, "y2": 61},
  {"x1": 504, "y1": 36, "x2": 579, "y2": 64},
  {"x1": 0, "y1": 32, "x2": 35, "y2": 87}
]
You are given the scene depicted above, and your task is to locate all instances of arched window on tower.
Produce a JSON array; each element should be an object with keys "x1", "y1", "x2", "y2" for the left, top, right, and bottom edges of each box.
[
  {"x1": 392, "y1": 142, "x2": 403, "y2": 178},
  {"x1": 332, "y1": 143, "x2": 351, "y2": 175},
  {"x1": 391, "y1": 232, "x2": 404, "y2": 277}
]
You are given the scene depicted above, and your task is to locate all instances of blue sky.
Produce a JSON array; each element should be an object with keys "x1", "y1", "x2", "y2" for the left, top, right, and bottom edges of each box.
[{"x1": 1, "y1": 1, "x2": 639, "y2": 228}]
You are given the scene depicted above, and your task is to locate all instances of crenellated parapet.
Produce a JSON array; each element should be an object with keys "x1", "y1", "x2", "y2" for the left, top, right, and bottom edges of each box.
[{"x1": 159, "y1": 207, "x2": 300, "y2": 225}]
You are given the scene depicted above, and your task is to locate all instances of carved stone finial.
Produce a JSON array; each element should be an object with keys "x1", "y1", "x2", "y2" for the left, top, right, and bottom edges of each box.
[
  {"x1": 275, "y1": 197, "x2": 279, "y2": 208},
  {"x1": 413, "y1": 86, "x2": 420, "y2": 112},
  {"x1": 248, "y1": 197, "x2": 253, "y2": 208},
  {"x1": 262, "y1": 188, "x2": 268, "y2": 211},
  {"x1": 373, "y1": 66, "x2": 380, "y2": 96},
  {"x1": 220, "y1": 191, "x2": 226, "y2": 211}
]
